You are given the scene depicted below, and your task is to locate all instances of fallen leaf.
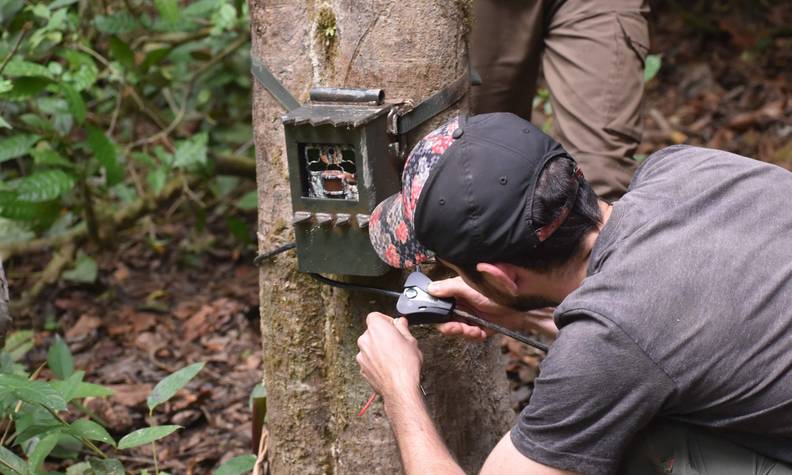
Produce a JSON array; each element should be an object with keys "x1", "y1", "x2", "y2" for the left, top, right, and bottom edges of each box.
[
  {"x1": 132, "y1": 312, "x2": 157, "y2": 333},
  {"x1": 65, "y1": 314, "x2": 102, "y2": 340},
  {"x1": 109, "y1": 383, "x2": 153, "y2": 407},
  {"x1": 113, "y1": 263, "x2": 130, "y2": 283}
]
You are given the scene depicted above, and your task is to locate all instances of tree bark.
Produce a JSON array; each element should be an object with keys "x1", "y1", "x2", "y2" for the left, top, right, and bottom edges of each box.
[{"x1": 250, "y1": 1, "x2": 512, "y2": 473}]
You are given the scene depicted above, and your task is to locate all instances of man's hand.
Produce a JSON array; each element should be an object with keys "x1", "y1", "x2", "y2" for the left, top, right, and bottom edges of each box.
[
  {"x1": 356, "y1": 313, "x2": 423, "y2": 399},
  {"x1": 428, "y1": 277, "x2": 558, "y2": 340}
]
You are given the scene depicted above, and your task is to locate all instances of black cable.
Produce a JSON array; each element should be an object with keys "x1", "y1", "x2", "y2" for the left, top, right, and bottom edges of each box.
[
  {"x1": 310, "y1": 275, "x2": 547, "y2": 352},
  {"x1": 453, "y1": 308, "x2": 548, "y2": 353},
  {"x1": 254, "y1": 243, "x2": 547, "y2": 352},
  {"x1": 253, "y1": 242, "x2": 296, "y2": 266},
  {"x1": 308, "y1": 273, "x2": 402, "y2": 299}
]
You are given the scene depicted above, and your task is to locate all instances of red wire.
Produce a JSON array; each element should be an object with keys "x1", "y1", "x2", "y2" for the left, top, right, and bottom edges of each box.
[{"x1": 358, "y1": 392, "x2": 378, "y2": 417}]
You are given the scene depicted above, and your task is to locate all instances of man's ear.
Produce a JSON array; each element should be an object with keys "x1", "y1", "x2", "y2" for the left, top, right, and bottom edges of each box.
[{"x1": 476, "y1": 262, "x2": 519, "y2": 296}]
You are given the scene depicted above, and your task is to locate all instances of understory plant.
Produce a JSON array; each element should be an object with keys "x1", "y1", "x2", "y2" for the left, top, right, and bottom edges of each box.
[
  {"x1": 0, "y1": 0, "x2": 257, "y2": 292},
  {"x1": 0, "y1": 331, "x2": 254, "y2": 474}
]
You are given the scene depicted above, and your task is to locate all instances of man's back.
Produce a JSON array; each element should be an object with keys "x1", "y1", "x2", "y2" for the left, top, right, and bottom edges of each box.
[{"x1": 512, "y1": 145, "x2": 792, "y2": 474}]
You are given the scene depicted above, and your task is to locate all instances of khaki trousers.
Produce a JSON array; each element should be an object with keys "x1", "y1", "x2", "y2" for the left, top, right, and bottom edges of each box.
[{"x1": 470, "y1": 0, "x2": 650, "y2": 201}]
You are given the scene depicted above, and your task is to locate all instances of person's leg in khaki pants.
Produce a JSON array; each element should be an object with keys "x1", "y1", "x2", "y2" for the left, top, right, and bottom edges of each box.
[
  {"x1": 543, "y1": 0, "x2": 649, "y2": 202},
  {"x1": 470, "y1": 0, "x2": 649, "y2": 202},
  {"x1": 470, "y1": 0, "x2": 548, "y2": 121}
]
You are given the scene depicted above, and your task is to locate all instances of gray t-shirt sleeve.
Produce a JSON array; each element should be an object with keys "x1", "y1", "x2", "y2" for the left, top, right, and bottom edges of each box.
[{"x1": 510, "y1": 312, "x2": 676, "y2": 475}]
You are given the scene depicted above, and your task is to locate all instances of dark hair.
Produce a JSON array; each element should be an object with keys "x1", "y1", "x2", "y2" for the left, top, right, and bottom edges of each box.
[{"x1": 459, "y1": 157, "x2": 602, "y2": 276}]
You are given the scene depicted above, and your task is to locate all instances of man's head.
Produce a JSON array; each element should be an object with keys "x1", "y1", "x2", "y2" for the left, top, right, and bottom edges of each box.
[{"x1": 369, "y1": 113, "x2": 602, "y2": 309}]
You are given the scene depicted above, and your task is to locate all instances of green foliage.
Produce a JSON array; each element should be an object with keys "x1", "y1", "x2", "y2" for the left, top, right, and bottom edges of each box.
[
  {"x1": 147, "y1": 361, "x2": 204, "y2": 412},
  {"x1": 213, "y1": 454, "x2": 257, "y2": 475},
  {"x1": 0, "y1": 331, "x2": 210, "y2": 472},
  {"x1": 68, "y1": 419, "x2": 116, "y2": 447},
  {"x1": 644, "y1": 54, "x2": 662, "y2": 82},
  {"x1": 0, "y1": 135, "x2": 39, "y2": 163},
  {"x1": 234, "y1": 191, "x2": 258, "y2": 210},
  {"x1": 117, "y1": 425, "x2": 181, "y2": 450},
  {"x1": 46, "y1": 335, "x2": 74, "y2": 379},
  {"x1": 0, "y1": 0, "x2": 255, "y2": 248},
  {"x1": 62, "y1": 250, "x2": 98, "y2": 283}
]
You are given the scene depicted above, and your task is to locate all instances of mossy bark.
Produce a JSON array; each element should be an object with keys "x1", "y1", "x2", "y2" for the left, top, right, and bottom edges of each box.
[{"x1": 250, "y1": 1, "x2": 512, "y2": 473}]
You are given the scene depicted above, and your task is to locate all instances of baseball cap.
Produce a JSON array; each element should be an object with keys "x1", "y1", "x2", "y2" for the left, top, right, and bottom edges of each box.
[{"x1": 368, "y1": 112, "x2": 583, "y2": 269}]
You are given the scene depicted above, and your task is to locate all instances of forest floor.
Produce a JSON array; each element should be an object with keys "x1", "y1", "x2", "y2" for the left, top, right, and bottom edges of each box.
[{"x1": 6, "y1": 3, "x2": 791, "y2": 473}]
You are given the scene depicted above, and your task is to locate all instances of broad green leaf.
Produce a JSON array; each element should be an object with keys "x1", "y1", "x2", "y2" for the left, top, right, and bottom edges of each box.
[
  {"x1": 118, "y1": 425, "x2": 181, "y2": 449},
  {"x1": 0, "y1": 445, "x2": 26, "y2": 475},
  {"x1": 0, "y1": 134, "x2": 38, "y2": 163},
  {"x1": 88, "y1": 458, "x2": 125, "y2": 475},
  {"x1": 2, "y1": 330, "x2": 33, "y2": 361},
  {"x1": 213, "y1": 454, "x2": 256, "y2": 475},
  {"x1": 27, "y1": 432, "x2": 60, "y2": 471},
  {"x1": 2, "y1": 59, "x2": 53, "y2": 79},
  {"x1": 19, "y1": 113, "x2": 53, "y2": 133},
  {"x1": 108, "y1": 36, "x2": 134, "y2": 70},
  {"x1": 16, "y1": 169, "x2": 76, "y2": 202},
  {"x1": 147, "y1": 166, "x2": 167, "y2": 194},
  {"x1": 0, "y1": 192, "x2": 59, "y2": 223},
  {"x1": 147, "y1": 362, "x2": 204, "y2": 411},
  {"x1": 65, "y1": 462, "x2": 90, "y2": 475},
  {"x1": 62, "y1": 250, "x2": 98, "y2": 284},
  {"x1": 31, "y1": 149, "x2": 74, "y2": 168},
  {"x1": 173, "y1": 132, "x2": 208, "y2": 170},
  {"x1": 51, "y1": 432, "x2": 82, "y2": 460},
  {"x1": 13, "y1": 406, "x2": 60, "y2": 445},
  {"x1": 93, "y1": 12, "x2": 140, "y2": 34},
  {"x1": 69, "y1": 419, "x2": 116, "y2": 447},
  {"x1": 51, "y1": 370, "x2": 84, "y2": 401},
  {"x1": 0, "y1": 374, "x2": 67, "y2": 412},
  {"x1": 234, "y1": 191, "x2": 257, "y2": 210},
  {"x1": 0, "y1": 116, "x2": 10, "y2": 129},
  {"x1": 31, "y1": 3, "x2": 50, "y2": 19},
  {"x1": 47, "y1": 335, "x2": 74, "y2": 379},
  {"x1": 0, "y1": 77, "x2": 52, "y2": 101},
  {"x1": 0, "y1": 218, "x2": 34, "y2": 245},
  {"x1": 71, "y1": 381, "x2": 114, "y2": 399},
  {"x1": 50, "y1": 0, "x2": 79, "y2": 9},
  {"x1": 86, "y1": 126, "x2": 123, "y2": 186},
  {"x1": 140, "y1": 47, "x2": 171, "y2": 72},
  {"x1": 184, "y1": 0, "x2": 221, "y2": 18},
  {"x1": 155, "y1": 0, "x2": 180, "y2": 23},
  {"x1": 644, "y1": 54, "x2": 662, "y2": 82},
  {"x1": 59, "y1": 83, "x2": 86, "y2": 124},
  {"x1": 60, "y1": 50, "x2": 98, "y2": 92},
  {"x1": 111, "y1": 183, "x2": 137, "y2": 204}
]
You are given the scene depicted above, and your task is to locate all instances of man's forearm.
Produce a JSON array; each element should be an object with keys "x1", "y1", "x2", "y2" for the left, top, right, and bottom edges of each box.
[{"x1": 384, "y1": 388, "x2": 465, "y2": 475}]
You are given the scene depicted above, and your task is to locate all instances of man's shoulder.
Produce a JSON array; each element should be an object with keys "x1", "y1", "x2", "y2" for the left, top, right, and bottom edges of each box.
[{"x1": 632, "y1": 145, "x2": 722, "y2": 187}]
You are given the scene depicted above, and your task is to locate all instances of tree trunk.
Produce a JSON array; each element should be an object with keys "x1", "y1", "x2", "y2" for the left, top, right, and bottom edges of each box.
[{"x1": 250, "y1": 2, "x2": 512, "y2": 473}]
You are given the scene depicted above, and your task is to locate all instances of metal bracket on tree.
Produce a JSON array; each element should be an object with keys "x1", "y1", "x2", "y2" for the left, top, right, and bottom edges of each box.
[{"x1": 250, "y1": 55, "x2": 470, "y2": 140}]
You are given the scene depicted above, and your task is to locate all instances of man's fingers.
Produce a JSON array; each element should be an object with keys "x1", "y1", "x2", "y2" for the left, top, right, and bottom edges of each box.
[
  {"x1": 427, "y1": 277, "x2": 468, "y2": 298},
  {"x1": 366, "y1": 312, "x2": 391, "y2": 326},
  {"x1": 393, "y1": 317, "x2": 415, "y2": 341},
  {"x1": 437, "y1": 322, "x2": 488, "y2": 341}
]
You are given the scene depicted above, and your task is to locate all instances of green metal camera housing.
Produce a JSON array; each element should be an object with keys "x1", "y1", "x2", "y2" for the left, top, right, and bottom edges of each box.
[{"x1": 282, "y1": 102, "x2": 401, "y2": 276}]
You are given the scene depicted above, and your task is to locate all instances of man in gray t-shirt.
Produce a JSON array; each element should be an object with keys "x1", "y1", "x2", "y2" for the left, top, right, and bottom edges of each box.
[{"x1": 356, "y1": 113, "x2": 792, "y2": 474}]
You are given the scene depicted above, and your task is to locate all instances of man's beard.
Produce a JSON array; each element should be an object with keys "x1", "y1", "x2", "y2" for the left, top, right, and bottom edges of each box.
[{"x1": 478, "y1": 278, "x2": 558, "y2": 312}]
